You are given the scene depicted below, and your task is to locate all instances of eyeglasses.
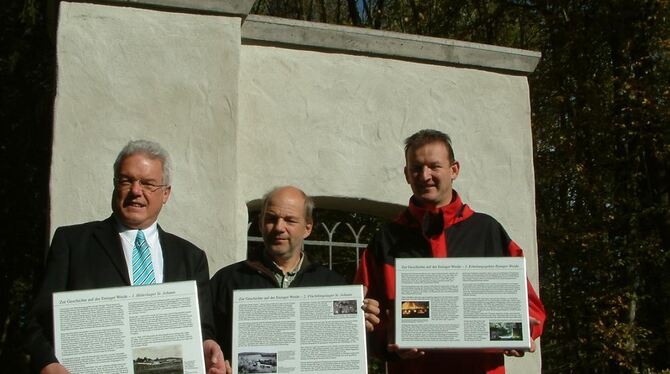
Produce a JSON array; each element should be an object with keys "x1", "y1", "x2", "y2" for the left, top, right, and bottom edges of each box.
[{"x1": 114, "y1": 177, "x2": 168, "y2": 193}]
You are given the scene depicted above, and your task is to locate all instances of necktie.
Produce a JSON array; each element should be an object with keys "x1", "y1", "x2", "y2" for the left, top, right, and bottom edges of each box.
[{"x1": 132, "y1": 230, "x2": 155, "y2": 285}]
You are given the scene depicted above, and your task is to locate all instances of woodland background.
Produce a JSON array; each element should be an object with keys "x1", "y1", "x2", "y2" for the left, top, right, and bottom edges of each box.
[{"x1": 1, "y1": 0, "x2": 668, "y2": 372}]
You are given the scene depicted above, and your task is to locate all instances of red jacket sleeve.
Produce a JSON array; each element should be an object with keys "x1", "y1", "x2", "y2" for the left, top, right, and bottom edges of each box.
[
  {"x1": 355, "y1": 248, "x2": 396, "y2": 358},
  {"x1": 508, "y1": 240, "x2": 546, "y2": 339}
]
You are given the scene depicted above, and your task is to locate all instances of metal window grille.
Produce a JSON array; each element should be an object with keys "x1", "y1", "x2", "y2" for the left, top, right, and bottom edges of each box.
[{"x1": 247, "y1": 221, "x2": 368, "y2": 270}]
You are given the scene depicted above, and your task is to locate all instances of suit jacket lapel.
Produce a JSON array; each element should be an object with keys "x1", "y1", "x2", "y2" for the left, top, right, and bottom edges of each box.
[
  {"x1": 94, "y1": 216, "x2": 131, "y2": 285},
  {"x1": 159, "y1": 225, "x2": 177, "y2": 282}
]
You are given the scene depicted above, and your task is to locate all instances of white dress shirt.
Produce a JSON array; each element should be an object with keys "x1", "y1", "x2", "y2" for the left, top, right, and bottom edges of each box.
[{"x1": 117, "y1": 221, "x2": 164, "y2": 284}]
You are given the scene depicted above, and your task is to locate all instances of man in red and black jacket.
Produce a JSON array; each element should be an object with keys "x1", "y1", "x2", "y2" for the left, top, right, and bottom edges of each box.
[{"x1": 355, "y1": 129, "x2": 546, "y2": 374}]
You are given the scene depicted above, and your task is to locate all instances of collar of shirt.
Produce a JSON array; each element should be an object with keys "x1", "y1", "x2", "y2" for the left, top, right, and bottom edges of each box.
[
  {"x1": 271, "y1": 251, "x2": 304, "y2": 288},
  {"x1": 116, "y1": 220, "x2": 164, "y2": 284}
]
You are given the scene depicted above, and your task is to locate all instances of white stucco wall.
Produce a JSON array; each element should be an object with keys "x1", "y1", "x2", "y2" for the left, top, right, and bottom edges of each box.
[
  {"x1": 239, "y1": 45, "x2": 537, "y2": 277},
  {"x1": 238, "y1": 45, "x2": 541, "y2": 371},
  {"x1": 51, "y1": 2, "x2": 242, "y2": 269}
]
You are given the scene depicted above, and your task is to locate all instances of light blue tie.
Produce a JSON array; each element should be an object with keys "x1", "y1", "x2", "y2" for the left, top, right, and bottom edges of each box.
[{"x1": 132, "y1": 230, "x2": 155, "y2": 285}]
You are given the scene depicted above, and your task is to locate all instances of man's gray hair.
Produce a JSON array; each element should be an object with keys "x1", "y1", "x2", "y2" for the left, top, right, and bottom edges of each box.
[
  {"x1": 113, "y1": 139, "x2": 172, "y2": 185},
  {"x1": 260, "y1": 186, "x2": 315, "y2": 224}
]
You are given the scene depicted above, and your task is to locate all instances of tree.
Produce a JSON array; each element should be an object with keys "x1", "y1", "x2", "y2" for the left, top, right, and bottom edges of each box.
[
  {"x1": 531, "y1": 1, "x2": 669, "y2": 371},
  {"x1": 0, "y1": 0, "x2": 54, "y2": 371}
]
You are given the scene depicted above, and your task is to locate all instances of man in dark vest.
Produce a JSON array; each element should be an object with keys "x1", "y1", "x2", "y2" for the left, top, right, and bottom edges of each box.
[{"x1": 210, "y1": 185, "x2": 380, "y2": 360}]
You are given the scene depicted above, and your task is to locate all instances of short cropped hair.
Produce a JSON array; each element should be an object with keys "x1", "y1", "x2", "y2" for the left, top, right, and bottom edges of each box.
[
  {"x1": 260, "y1": 186, "x2": 315, "y2": 224},
  {"x1": 113, "y1": 139, "x2": 172, "y2": 185},
  {"x1": 404, "y1": 129, "x2": 455, "y2": 163}
]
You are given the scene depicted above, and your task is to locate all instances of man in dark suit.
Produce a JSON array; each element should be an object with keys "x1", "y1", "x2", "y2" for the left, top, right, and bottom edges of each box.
[{"x1": 25, "y1": 140, "x2": 229, "y2": 374}]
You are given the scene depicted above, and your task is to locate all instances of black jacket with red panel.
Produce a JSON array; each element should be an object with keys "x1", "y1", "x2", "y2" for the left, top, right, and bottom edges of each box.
[{"x1": 355, "y1": 191, "x2": 546, "y2": 374}]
